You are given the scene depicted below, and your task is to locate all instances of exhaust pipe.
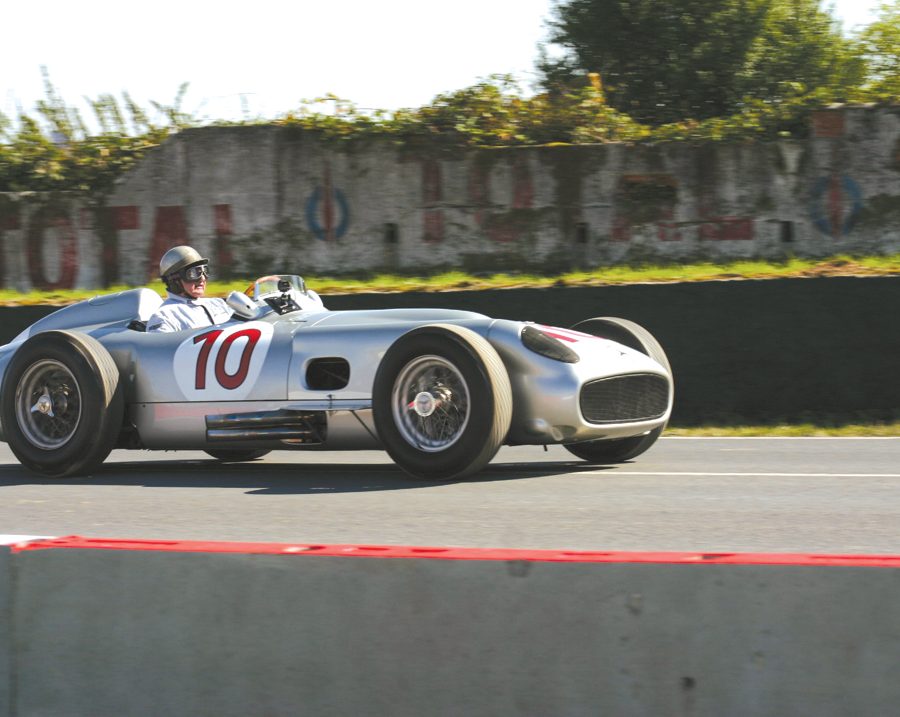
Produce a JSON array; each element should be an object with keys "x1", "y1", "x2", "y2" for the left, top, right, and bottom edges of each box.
[{"x1": 206, "y1": 409, "x2": 325, "y2": 444}]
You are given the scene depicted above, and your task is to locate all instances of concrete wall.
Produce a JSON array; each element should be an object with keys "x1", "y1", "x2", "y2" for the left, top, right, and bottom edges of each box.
[
  {"x1": 0, "y1": 106, "x2": 898, "y2": 290},
  {"x1": 1, "y1": 539, "x2": 899, "y2": 717},
  {"x1": 0, "y1": 544, "x2": 9, "y2": 717}
]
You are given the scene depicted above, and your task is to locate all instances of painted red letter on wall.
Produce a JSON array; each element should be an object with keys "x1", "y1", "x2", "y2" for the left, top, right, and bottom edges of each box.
[
  {"x1": 468, "y1": 156, "x2": 535, "y2": 243},
  {"x1": 26, "y1": 205, "x2": 78, "y2": 290},
  {"x1": 148, "y1": 206, "x2": 188, "y2": 280},
  {"x1": 422, "y1": 159, "x2": 444, "y2": 243},
  {"x1": 0, "y1": 206, "x2": 18, "y2": 289}
]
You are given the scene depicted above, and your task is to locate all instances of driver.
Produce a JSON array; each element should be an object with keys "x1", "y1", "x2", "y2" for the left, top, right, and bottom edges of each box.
[{"x1": 146, "y1": 245, "x2": 234, "y2": 332}]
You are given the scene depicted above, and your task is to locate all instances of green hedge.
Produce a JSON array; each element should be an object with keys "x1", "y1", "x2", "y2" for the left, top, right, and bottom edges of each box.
[{"x1": 3, "y1": 76, "x2": 897, "y2": 196}]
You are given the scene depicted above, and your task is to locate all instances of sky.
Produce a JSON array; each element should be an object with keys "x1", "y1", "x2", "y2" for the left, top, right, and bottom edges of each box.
[{"x1": 0, "y1": 0, "x2": 887, "y2": 129}]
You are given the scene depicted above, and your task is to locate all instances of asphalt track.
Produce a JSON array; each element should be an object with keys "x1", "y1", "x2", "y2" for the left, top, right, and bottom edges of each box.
[{"x1": 0, "y1": 437, "x2": 898, "y2": 554}]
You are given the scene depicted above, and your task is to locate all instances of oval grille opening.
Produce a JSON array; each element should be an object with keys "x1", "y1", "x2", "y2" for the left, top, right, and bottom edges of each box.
[
  {"x1": 306, "y1": 358, "x2": 350, "y2": 390},
  {"x1": 580, "y1": 373, "x2": 669, "y2": 424}
]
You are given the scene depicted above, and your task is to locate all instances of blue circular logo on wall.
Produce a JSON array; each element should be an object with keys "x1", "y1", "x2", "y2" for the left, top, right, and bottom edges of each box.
[
  {"x1": 305, "y1": 186, "x2": 350, "y2": 241},
  {"x1": 810, "y1": 174, "x2": 862, "y2": 238}
]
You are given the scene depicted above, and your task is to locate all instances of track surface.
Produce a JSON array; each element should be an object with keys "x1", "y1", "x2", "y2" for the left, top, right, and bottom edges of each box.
[{"x1": 1, "y1": 437, "x2": 898, "y2": 553}]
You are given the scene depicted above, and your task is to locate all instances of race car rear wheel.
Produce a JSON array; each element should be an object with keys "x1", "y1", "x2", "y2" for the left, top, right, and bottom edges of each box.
[
  {"x1": 1, "y1": 330, "x2": 124, "y2": 477},
  {"x1": 204, "y1": 449, "x2": 270, "y2": 462},
  {"x1": 373, "y1": 324, "x2": 512, "y2": 480},
  {"x1": 564, "y1": 317, "x2": 672, "y2": 464}
]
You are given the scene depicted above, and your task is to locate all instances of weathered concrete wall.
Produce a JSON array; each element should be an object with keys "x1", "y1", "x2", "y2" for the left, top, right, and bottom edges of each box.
[
  {"x1": 0, "y1": 106, "x2": 898, "y2": 290},
  {"x1": 3, "y1": 540, "x2": 900, "y2": 717},
  {"x1": 0, "y1": 544, "x2": 9, "y2": 717}
]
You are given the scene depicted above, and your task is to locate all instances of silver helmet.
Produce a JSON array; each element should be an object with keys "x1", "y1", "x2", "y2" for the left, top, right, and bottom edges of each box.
[{"x1": 159, "y1": 245, "x2": 209, "y2": 294}]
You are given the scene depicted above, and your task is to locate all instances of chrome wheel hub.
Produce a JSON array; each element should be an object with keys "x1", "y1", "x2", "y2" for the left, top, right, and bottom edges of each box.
[
  {"x1": 413, "y1": 391, "x2": 437, "y2": 417},
  {"x1": 33, "y1": 391, "x2": 55, "y2": 416}
]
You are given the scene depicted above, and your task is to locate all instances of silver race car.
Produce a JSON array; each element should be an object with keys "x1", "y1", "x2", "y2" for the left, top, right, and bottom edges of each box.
[{"x1": 0, "y1": 276, "x2": 673, "y2": 480}]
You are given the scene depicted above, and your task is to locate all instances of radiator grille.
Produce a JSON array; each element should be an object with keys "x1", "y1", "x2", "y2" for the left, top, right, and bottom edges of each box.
[{"x1": 580, "y1": 373, "x2": 669, "y2": 425}]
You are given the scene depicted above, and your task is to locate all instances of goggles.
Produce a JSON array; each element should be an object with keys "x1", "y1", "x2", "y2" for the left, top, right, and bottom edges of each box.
[{"x1": 180, "y1": 264, "x2": 209, "y2": 282}]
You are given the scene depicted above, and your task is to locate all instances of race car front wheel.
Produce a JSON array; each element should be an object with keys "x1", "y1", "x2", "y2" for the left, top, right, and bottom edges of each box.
[
  {"x1": 1, "y1": 330, "x2": 124, "y2": 477},
  {"x1": 373, "y1": 324, "x2": 512, "y2": 480},
  {"x1": 565, "y1": 426, "x2": 665, "y2": 464},
  {"x1": 564, "y1": 317, "x2": 672, "y2": 464}
]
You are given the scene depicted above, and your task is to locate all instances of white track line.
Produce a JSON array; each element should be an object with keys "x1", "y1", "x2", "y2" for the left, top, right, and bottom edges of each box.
[
  {"x1": 587, "y1": 471, "x2": 900, "y2": 478},
  {"x1": 661, "y1": 436, "x2": 899, "y2": 440},
  {"x1": 0, "y1": 535, "x2": 50, "y2": 545}
]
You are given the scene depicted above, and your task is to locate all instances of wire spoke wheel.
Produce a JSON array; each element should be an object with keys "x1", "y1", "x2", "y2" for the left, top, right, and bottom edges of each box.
[
  {"x1": 392, "y1": 355, "x2": 470, "y2": 452},
  {"x1": 15, "y1": 359, "x2": 82, "y2": 450}
]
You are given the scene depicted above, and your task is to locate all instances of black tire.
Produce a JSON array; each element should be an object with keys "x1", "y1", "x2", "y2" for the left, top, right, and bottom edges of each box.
[
  {"x1": 1, "y1": 330, "x2": 124, "y2": 477},
  {"x1": 572, "y1": 317, "x2": 672, "y2": 376},
  {"x1": 204, "y1": 449, "x2": 270, "y2": 463},
  {"x1": 373, "y1": 324, "x2": 512, "y2": 481},
  {"x1": 565, "y1": 426, "x2": 665, "y2": 464},
  {"x1": 565, "y1": 317, "x2": 673, "y2": 464}
]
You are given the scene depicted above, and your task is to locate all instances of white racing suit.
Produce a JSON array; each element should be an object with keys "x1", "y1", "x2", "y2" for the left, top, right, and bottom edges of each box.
[{"x1": 146, "y1": 292, "x2": 233, "y2": 332}]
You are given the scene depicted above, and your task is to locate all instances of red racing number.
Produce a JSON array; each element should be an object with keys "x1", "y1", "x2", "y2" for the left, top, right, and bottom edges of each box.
[{"x1": 193, "y1": 328, "x2": 262, "y2": 390}]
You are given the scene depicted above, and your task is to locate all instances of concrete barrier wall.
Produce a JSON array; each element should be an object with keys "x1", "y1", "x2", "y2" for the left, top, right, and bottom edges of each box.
[
  {"x1": 1, "y1": 276, "x2": 896, "y2": 423},
  {"x1": 1, "y1": 540, "x2": 899, "y2": 717},
  {"x1": 0, "y1": 544, "x2": 9, "y2": 717},
  {"x1": 0, "y1": 106, "x2": 898, "y2": 290}
]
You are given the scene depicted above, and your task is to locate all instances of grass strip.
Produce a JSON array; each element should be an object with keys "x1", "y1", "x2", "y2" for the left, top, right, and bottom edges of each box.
[
  {"x1": 666, "y1": 422, "x2": 900, "y2": 437},
  {"x1": 0, "y1": 254, "x2": 897, "y2": 306}
]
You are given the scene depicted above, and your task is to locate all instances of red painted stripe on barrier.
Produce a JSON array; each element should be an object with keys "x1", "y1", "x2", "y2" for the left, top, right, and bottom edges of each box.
[{"x1": 8, "y1": 536, "x2": 900, "y2": 568}]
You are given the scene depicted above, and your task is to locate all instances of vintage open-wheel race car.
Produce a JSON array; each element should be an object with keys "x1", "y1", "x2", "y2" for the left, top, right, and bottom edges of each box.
[{"x1": 0, "y1": 275, "x2": 673, "y2": 480}]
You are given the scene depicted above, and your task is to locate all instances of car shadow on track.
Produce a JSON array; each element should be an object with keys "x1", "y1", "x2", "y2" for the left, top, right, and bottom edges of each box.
[{"x1": 0, "y1": 457, "x2": 616, "y2": 493}]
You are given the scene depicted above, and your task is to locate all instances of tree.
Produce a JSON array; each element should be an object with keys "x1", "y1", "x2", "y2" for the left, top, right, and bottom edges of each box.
[
  {"x1": 540, "y1": 0, "x2": 863, "y2": 125},
  {"x1": 736, "y1": 0, "x2": 866, "y2": 101},
  {"x1": 857, "y1": 1, "x2": 900, "y2": 97}
]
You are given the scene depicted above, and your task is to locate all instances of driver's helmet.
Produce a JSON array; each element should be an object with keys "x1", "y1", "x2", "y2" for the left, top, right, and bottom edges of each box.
[{"x1": 159, "y1": 245, "x2": 209, "y2": 294}]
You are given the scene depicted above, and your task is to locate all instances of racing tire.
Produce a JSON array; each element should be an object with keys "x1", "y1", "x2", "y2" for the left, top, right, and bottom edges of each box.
[
  {"x1": 204, "y1": 449, "x2": 270, "y2": 462},
  {"x1": 565, "y1": 426, "x2": 665, "y2": 464},
  {"x1": 564, "y1": 317, "x2": 673, "y2": 464},
  {"x1": 373, "y1": 324, "x2": 512, "y2": 481},
  {"x1": 1, "y1": 330, "x2": 124, "y2": 478}
]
